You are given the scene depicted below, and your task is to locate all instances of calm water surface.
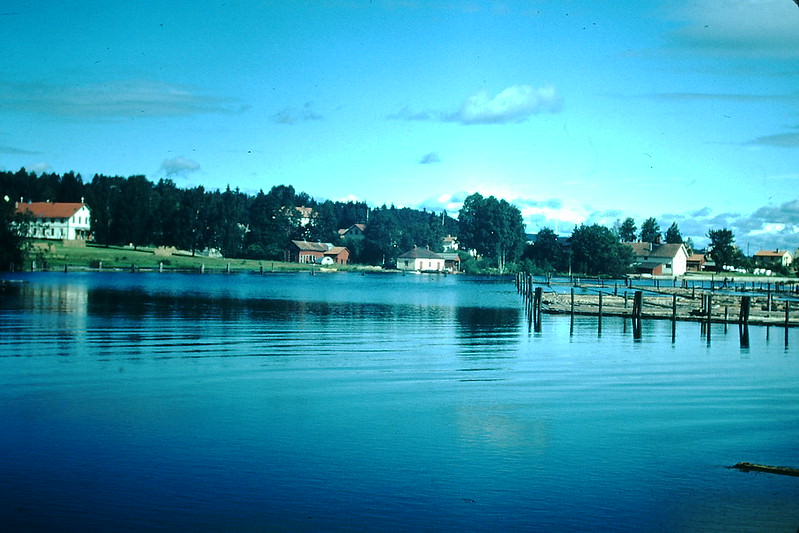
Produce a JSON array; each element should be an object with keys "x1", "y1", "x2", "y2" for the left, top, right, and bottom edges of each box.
[{"x1": 1, "y1": 272, "x2": 798, "y2": 532}]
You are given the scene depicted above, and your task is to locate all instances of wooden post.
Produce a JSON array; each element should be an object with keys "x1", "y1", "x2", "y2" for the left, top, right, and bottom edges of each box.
[
  {"x1": 785, "y1": 300, "x2": 790, "y2": 348},
  {"x1": 570, "y1": 288, "x2": 575, "y2": 318},
  {"x1": 786, "y1": 300, "x2": 790, "y2": 328},
  {"x1": 706, "y1": 293, "x2": 712, "y2": 342},
  {"x1": 570, "y1": 287, "x2": 575, "y2": 336},
  {"x1": 767, "y1": 288, "x2": 772, "y2": 318},
  {"x1": 534, "y1": 287, "x2": 542, "y2": 333},
  {"x1": 598, "y1": 291, "x2": 603, "y2": 334},
  {"x1": 671, "y1": 294, "x2": 677, "y2": 323},
  {"x1": 739, "y1": 296, "x2": 750, "y2": 326},
  {"x1": 671, "y1": 294, "x2": 677, "y2": 343},
  {"x1": 632, "y1": 290, "x2": 643, "y2": 339}
]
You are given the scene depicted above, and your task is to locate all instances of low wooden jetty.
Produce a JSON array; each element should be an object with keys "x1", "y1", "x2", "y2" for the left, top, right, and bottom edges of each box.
[{"x1": 516, "y1": 274, "x2": 797, "y2": 329}]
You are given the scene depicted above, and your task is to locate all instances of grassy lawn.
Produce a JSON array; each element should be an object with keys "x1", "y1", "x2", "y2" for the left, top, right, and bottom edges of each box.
[{"x1": 23, "y1": 240, "x2": 372, "y2": 273}]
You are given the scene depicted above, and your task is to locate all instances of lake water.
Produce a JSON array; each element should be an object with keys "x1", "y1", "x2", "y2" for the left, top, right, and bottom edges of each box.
[{"x1": 1, "y1": 272, "x2": 798, "y2": 532}]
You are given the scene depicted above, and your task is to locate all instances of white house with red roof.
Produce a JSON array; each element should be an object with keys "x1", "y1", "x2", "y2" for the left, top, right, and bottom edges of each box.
[{"x1": 15, "y1": 201, "x2": 91, "y2": 241}]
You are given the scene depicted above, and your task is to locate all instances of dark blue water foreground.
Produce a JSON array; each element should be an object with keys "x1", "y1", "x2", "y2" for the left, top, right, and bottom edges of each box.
[{"x1": 1, "y1": 272, "x2": 798, "y2": 532}]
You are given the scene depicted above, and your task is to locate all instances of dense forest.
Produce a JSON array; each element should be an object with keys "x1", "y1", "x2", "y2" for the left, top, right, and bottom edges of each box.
[{"x1": 0, "y1": 168, "x2": 460, "y2": 267}]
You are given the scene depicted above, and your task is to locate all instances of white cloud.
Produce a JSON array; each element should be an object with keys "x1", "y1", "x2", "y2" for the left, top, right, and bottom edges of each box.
[
  {"x1": 160, "y1": 157, "x2": 200, "y2": 177},
  {"x1": 389, "y1": 84, "x2": 562, "y2": 125},
  {"x1": 448, "y1": 85, "x2": 561, "y2": 124},
  {"x1": 27, "y1": 162, "x2": 53, "y2": 174}
]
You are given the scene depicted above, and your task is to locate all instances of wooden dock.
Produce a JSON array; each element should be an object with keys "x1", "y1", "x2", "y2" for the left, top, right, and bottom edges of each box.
[{"x1": 516, "y1": 275, "x2": 797, "y2": 329}]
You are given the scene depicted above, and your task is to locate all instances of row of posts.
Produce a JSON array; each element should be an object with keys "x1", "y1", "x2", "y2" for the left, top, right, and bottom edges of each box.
[{"x1": 517, "y1": 273, "x2": 791, "y2": 346}]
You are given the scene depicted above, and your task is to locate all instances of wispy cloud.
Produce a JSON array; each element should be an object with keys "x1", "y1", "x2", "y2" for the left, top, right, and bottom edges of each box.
[
  {"x1": 746, "y1": 129, "x2": 799, "y2": 148},
  {"x1": 160, "y1": 157, "x2": 201, "y2": 177},
  {"x1": 418, "y1": 152, "x2": 441, "y2": 164},
  {"x1": 270, "y1": 102, "x2": 322, "y2": 124},
  {"x1": 390, "y1": 84, "x2": 562, "y2": 125},
  {"x1": 0, "y1": 144, "x2": 38, "y2": 155},
  {"x1": 666, "y1": 0, "x2": 799, "y2": 57},
  {"x1": 647, "y1": 92, "x2": 797, "y2": 103},
  {"x1": 0, "y1": 79, "x2": 239, "y2": 119}
]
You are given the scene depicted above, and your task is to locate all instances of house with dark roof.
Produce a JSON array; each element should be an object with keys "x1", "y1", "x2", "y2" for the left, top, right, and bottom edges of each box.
[
  {"x1": 14, "y1": 201, "x2": 91, "y2": 241},
  {"x1": 287, "y1": 240, "x2": 349, "y2": 265},
  {"x1": 338, "y1": 223, "x2": 366, "y2": 240},
  {"x1": 753, "y1": 249, "x2": 793, "y2": 269},
  {"x1": 625, "y1": 242, "x2": 689, "y2": 276},
  {"x1": 397, "y1": 246, "x2": 445, "y2": 272},
  {"x1": 686, "y1": 253, "x2": 708, "y2": 272}
]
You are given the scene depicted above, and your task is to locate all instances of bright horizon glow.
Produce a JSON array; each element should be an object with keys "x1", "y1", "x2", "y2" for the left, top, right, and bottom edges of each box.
[{"x1": 1, "y1": 1, "x2": 798, "y2": 250}]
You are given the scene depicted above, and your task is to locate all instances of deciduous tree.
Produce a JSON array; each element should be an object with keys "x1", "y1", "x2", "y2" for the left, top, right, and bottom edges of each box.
[
  {"x1": 458, "y1": 193, "x2": 526, "y2": 273},
  {"x1": 569, "y1": 224, "x2": 633, "y2": 276},
  {"x1": 707, "y1": 228, "x2": 737, "y2": 271}
]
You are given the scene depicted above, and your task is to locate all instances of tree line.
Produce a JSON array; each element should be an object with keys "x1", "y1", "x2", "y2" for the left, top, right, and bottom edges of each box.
[
  {"x1": 0, "y1": 168, "x2": 459, "y2": 267},
  {"x1": 1, "y1": 168, "x2": 752, "y2": 275}
]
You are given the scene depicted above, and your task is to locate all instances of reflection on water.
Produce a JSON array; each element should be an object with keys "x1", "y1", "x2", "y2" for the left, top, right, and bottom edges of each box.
[{"x1": 0, "y1": 272, "x2": 798, "y2": 532}]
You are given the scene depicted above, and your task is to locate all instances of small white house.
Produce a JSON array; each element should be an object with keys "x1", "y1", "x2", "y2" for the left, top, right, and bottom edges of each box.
[
  {"x1": 626, "y1": 242, "x2": 689, "y2": 277},
  {"x1": 15, "y1": 202, "x2": 91, "y2": 241},
  {"x1": 397, "y1": 246, "x2": 445, "y2": 272}
]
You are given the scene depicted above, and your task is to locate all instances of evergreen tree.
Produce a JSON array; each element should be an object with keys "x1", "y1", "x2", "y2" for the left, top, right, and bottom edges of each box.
[
  {"x1": 664, "y1": 222, "x2": 683, "y2": 244},
  {"x1": 618, "y1": 217, "x2": 637, "y2": 242},
  {"x1": 640, "y1": 217, "x2": 661, "y2": 243},
  {"x1": 0, "y1": 196, "x2": 28, "y2": 271}
]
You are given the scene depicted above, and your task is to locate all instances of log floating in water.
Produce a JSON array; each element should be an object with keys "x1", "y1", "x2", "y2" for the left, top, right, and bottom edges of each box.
[{"x1": 729, "y1": 462, "x2": 799, "y2": 477}]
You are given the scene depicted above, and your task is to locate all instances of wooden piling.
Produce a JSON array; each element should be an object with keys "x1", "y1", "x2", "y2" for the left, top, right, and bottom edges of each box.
[
  {"x1": 570, "y1": 288, "x2": 575, "y2": 318},
  {"x1": 786, "y1": 300, "x2": 791, "y2": 329},
  {"x1": 671, "y1": 294, "x2": 677, "y2": 323},
  {"x1": 632, "y1": 290, "x2": 643, "y2": 339},
  {"x1": 739, "y1": 296, "x2": 750, "y2": 326},
  {"x1": 534, "y1": 287, "x2": 542, "y2": 333},
  {"x1": 597, "y1": 291, "x2": 603, "y2": 334}
]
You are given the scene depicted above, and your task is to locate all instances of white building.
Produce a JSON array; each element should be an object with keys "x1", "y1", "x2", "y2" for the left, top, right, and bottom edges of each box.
[
  {"x1": 15, "y1": 202, "x2": 91, "y2": 240},
  {"x1": 397, "y1": 246, "x2": 445, "y2": 272}
]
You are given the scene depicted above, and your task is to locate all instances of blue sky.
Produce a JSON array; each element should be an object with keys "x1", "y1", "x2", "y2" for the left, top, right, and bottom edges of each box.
[{"x1": 2, "y1": 1, "x2": 798, "y2": 252}]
